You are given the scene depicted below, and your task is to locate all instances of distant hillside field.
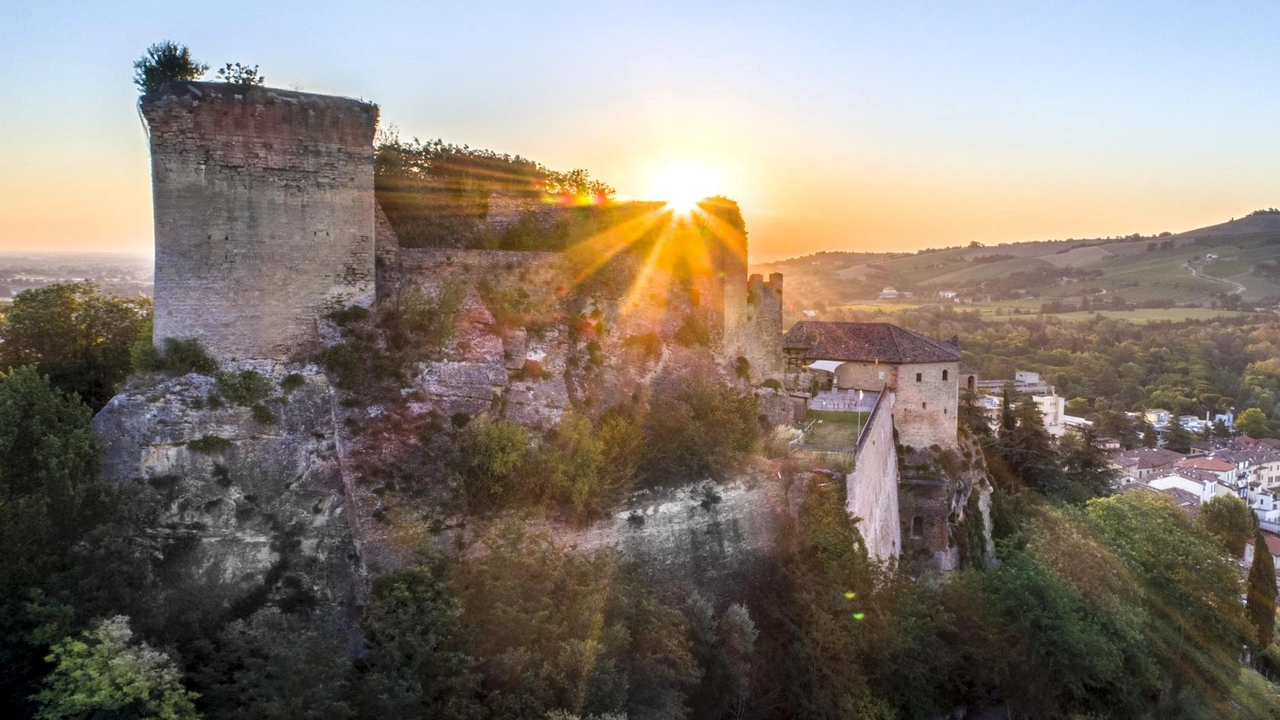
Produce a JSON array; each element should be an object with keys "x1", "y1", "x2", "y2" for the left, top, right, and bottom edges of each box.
[{"x1": 756, "y1": 211, "x2": 1280, "y2": 325}]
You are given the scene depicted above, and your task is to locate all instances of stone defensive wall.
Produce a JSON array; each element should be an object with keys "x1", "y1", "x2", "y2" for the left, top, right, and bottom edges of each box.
[
  {"x1": 846, "y1": 390, "x2": 901, "y2": 560},
  {"x1": 142, "y1": 82, "x2": 379, "y2": 361}
]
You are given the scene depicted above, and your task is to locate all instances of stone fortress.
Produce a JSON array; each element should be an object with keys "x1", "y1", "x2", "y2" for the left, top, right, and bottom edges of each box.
[
  {"x1": 141, "y1": 80, "x2": 783, "y2": 379},
  {"x1": 129, "y1": 79, "x2": 980, "y2": 587}
]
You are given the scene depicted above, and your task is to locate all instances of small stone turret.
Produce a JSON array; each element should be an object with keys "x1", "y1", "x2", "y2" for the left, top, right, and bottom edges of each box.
[
  {"x1": 733, "y1": 272, "x2": 784, "y2": 380},
  {"x1": 142, "y1": 81, "x2": 380, "y2": 361}
]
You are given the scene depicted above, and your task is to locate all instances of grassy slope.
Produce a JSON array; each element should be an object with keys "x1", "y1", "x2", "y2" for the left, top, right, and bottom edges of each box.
[{"x1": 758, "y1": 215, "x2": 1280, "y2": 312}]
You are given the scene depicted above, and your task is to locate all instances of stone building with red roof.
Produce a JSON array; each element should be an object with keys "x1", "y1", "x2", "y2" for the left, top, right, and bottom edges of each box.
[{"x1": 782, "y1": 322, "x2": 961, "y2": 449}]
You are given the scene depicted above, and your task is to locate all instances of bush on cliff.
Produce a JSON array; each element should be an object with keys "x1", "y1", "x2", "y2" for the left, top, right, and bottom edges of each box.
[
  {"x1": 639, "y1": 380, "x2": 760, "y2": 484},
  {"x1": 132, "y1": 336, "x2": 218, "y2": 377},
  {"x1": 133, "y1": 41, "x2": 207, "y2": 94}
]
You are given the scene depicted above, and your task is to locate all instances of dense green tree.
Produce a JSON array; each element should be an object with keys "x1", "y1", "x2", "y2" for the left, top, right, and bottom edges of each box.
[
  {"x1": 1087, "y1": 492, "x2": 1248, "y2": 701},
  {"x1": 533, "y1": 413, "x2": 607, "y2": 516},
  {"x1": 997, "y1": 383, "x2": 1017, "y2": 440},
  {"x1": 639, "y1": 379, "x2": 760, "y2": 484},
  {"x1": 32, "y1": 616, "x2": 199, "y2": 720},
  {"x1": 1239, "y1": 407, "x2": 1271, "y2": 438},
  {"x1": 1200, "y1": 495, "x2": 1256, "y2": 558},
  {"x1": 685, "y1": 594, "x2": 758, "y2": 719},
  {"x1": 0, "y1": 367, "x2": 116, "y2": 716},
  {"x1": 0, "y1": 366, "x2": 101, "y2": 577},
  {"x1": 1058, "y1": 429, "x2": 1117, "y2": 503},
  {"x1": 1096, "y1": 410, "x2": 1140, "y2": 449},
  {"x1": 194, "y1": 610, "x2": 354, "y2": 720},
  {"x1": 357, "y1": 565, "x2": 478, "y2": 719},
  {"x1": 1247, "y1": 529, "x2": 1278, "y2": 651},
  {"x1": 133, "y1": 41, "x2": 207, "y2": 94},
  {"x1": 747, "y1": 479, "x2": 894, "y2": 718},
  {"x1": 958, "y1": 389, "x2": 991, "y2": 439},
  {"x1": 1163, "y1": 421, "x2": 1194, "y2": 453},
  {"x1": 453, "y1": 416, "x2": 530, "y2": 512},
  {"x1": 455, "y1": 522, "x2": 698, "y2": 718},
  {"x1": 958, "y1": 550, "x2": 1137, "y2": 716},
  {"x1": 0, "y1": 283, "x2": 151, "y2": 410},
  {"x1": 995, "y1": 394, "x2": 1067, "y2": 498}
]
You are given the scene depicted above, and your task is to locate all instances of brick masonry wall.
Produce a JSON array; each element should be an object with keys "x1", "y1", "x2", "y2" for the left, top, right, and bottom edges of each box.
[
  {"x1": 899, "y1": 477, "x2": 951, "y2": 562},
  {"x1": 893, "y1": 361, "x2": 959, "y2": 449},
  {"x1": 143, "y1": 82, "x2": 379, "y2": 361},
  {"x1": 835, "y1": 360, "x2": 895, "y2": 392},
  {"x1": 847, "y1": 391, "x2": 900, "y2": 560},
  {"x1": 484, "y1": 192, "x2": 567, "y2": 232},
  {"x1": 835, "y1": 360, "x2": 958, "y2": 449}
]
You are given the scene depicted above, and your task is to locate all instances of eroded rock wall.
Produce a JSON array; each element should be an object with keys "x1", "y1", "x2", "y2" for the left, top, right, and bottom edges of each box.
[
  {"x1": 555, "y1": 465, "x2": 794, "y2": 600},
  {"x1": 92, "y1": 368, "x2": 361, "y2": 623}
]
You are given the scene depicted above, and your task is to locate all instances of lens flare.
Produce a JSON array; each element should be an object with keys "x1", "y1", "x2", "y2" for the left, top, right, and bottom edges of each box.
[{"x1": 646, "y1": 159, "x2": 724, "y2": 214}]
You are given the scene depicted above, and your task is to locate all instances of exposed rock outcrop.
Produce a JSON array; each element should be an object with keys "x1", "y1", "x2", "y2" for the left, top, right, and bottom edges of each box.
[{"x1": 92, "y1": 367, "x2": 361, "y2": 624}]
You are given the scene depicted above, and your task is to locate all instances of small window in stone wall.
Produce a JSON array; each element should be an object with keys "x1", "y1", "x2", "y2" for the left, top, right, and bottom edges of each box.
[
  {"x1": 922, "y1": 402, "x2": 927, "y2": 409},
  {"x1": 943, "y1": 369, "x2": 949, "y2": 381},
  {"x1": 916, "y1": 372, "x2": 922, "y2": 382},
  {"x1": 911, "y1": 516, "x2": 924, "y2": 538}
]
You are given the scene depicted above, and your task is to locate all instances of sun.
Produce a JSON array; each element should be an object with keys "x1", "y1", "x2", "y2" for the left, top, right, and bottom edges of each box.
[{"x1": 646, "y1": 160, "x2": 724, "y2": 214}]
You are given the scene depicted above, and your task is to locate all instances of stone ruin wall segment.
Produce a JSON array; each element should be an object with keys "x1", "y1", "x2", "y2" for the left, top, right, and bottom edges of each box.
[{"x1": 143, "y1": 81, "x2": 379, "y2": 361}]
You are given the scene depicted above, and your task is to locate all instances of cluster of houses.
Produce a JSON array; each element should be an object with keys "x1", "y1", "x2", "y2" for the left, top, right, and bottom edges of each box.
[
  {"x1": 1109, "y1": 437, "x2": 1280, "y2": 566},
  {"x1": 875, "y1": 286, "x2": 961, "y2": 302},
  {"x1": 1110, "y1": 436, "x2": 1280, "y2": 515},
  {"x1": 1136, "y1": 408, "x2": 1235, "y2": 437}
]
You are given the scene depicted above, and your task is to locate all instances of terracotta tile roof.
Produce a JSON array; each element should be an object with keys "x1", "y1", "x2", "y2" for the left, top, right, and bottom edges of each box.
[
  {"x1": 1108, "y1": 448, "x2": 1185, "y2": 469},
  {"x1": 1176, "y1": 457, "x2": 1236, "y2": 473},
  {"x1": 1168, "y1": 467, "x2": 1222, "y2": 485},
  {"x1": 781, "y1": 322, "x2": 962, "y2": 364},
  {"x1": 1249, "y1": 533, "x2": 1280, "y2": 558},
  {"x1": 1158, "y1": 487, "x2": 1201, "y2": 513}
]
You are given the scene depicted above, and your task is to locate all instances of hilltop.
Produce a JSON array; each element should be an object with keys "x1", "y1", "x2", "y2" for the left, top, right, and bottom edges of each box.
[{"x1": 755, "y1": 210, "x2": 1280, "y2": 321}]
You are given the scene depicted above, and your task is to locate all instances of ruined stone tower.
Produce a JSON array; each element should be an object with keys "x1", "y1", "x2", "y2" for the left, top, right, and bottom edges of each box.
[{"x1": 142, "y1": 82, "x2": 380, "y2": 361}]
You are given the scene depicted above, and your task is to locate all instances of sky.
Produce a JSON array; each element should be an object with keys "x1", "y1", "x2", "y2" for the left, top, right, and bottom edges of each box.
[{"x1": 2, "y1": 1, "x2": 1279, "y2": 263}]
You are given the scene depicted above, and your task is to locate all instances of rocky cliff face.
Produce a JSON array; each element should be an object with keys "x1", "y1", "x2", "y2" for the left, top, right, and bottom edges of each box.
[
  {"x1": 88, "y1": 245, "x2": 784, "y2": 608},
  {"x1": 92, "y1": 367, "x2": 362, "y2": 624},
  {"x1": 553, "y1": 462, "x2": 795, "y2": 600},
  {"x1": 898, "y1": 430, "x2": 996, "y2": 573}
]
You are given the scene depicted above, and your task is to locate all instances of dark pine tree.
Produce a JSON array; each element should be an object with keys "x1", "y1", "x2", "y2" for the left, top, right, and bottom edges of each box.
[{"x1": 1247, "y1": 528, "x2": 1278, "y2": 651}]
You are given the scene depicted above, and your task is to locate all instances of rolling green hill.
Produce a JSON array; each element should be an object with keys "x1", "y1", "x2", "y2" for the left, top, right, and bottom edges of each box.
[{"x1": 755, "y1": 210, "x2": 1280, "y2": 322}]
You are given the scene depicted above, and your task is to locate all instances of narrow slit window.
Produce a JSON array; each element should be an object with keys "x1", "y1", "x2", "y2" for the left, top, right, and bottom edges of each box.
[{"x1": 916, "y1": 372, "x2": 922, "y2": 382}]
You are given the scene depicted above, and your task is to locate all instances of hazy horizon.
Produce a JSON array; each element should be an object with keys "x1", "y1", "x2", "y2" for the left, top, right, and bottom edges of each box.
[{"x1": 4, "y1": 1, "x2": 1280, "y2": 263}]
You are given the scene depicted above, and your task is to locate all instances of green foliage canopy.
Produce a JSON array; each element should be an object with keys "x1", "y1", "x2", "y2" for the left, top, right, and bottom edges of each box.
[
  {"x1": 1247, "y1": 529, "x2": 1278, "y2": 650},
  {"x1": 0, "y1": 283, "x2": 151, "y2": 410},
  {"x1": 1199, "y1": 494, "x2": 1256, "y2": 557},
  {"x1": 32, "y1": 616, "x2": 199, "y2": 720}
]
